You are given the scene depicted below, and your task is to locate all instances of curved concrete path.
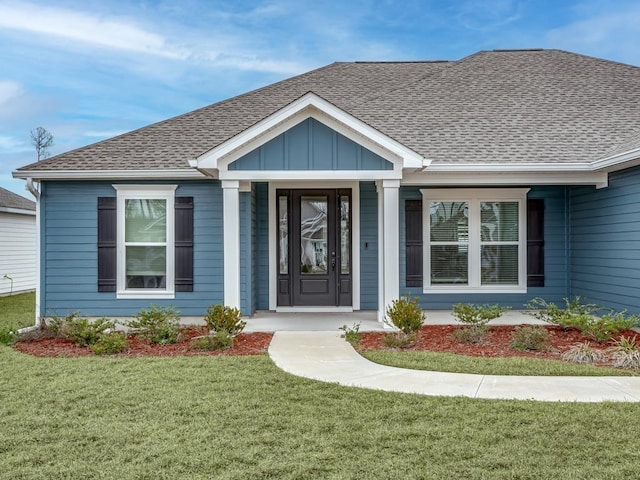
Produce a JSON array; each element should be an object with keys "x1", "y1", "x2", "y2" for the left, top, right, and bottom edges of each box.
[{"x1": 268, "y1": 331, "x2": 640, "y2": 402}]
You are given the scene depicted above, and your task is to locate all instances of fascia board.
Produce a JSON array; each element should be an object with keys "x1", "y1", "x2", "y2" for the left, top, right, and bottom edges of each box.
[{"x1": 0, "y1": 207, "x2": 36, "y2": 215}]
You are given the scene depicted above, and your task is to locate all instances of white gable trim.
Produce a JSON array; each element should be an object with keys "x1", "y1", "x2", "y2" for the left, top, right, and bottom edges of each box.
[{"x1": 192, "y1": 93, "x2": 427, "y2": 175}]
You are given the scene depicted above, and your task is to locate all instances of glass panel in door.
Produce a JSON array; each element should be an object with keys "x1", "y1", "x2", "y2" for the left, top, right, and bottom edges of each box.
[{"x1": 300, "y1": 196, "x2": 328, "y2": 274}]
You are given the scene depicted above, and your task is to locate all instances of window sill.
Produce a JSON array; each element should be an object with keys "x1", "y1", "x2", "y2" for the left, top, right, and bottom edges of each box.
[
  {"x1": 117, "y1": 290, "x2": 175, "y2": 300},
  {"x1": 423, "y1": 287, "x2": 527, "y2": 295}
]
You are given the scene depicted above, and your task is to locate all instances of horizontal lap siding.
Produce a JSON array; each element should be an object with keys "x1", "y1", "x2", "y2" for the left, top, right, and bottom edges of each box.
[
  {"x1": 570, "y1": 166, "x2": 640, "y2": 313},
  {"x1": 359, "y1": 182, "x2": 378, "y2": 310},
  {"x1": 42, "y1": 181, "x2": 223, "y2": 317},
  {"x1": 0, "y1": 212, "x2": 36, "y2": 294},
  {"x1": 399, "y1": 186, "x2": 568, "y2": 310},
  {"x1": 255, "y1": 183, "x2": 269, "y2": 310}
]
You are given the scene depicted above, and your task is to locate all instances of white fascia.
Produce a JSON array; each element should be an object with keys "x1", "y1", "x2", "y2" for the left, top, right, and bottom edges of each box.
[
  {"x1": 0, "y1": 207, "x2": 36, "y2": 216},
  {"x1": 12, "y1": 169, "x2": 206, "y2": 181},
  {"x1": 409, "y1": 163, "x2": 609, "y2": 189},
  {"x1": 590, "y1": 147, "x2": 640, "y2": 173},
  {"x1": 193, "y1": 92, "x2": 427, "y2": 176}
]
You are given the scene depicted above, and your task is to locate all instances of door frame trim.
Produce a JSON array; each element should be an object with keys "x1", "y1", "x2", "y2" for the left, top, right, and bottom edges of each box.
[{"x1": 268, "y1": 181, "x2": 360, "y2": 311}]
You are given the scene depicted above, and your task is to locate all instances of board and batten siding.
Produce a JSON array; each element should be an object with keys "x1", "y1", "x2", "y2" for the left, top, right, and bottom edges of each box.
[
  {"x1": 399, "y1": 185, "x2": 570, "y2": 310},
  {"x1": 41, "y1": 181, "x2": 223, "y2": 317},
  {"x1": 0, "y1": 211, "x2": 36, "y2": 295},
  {"x1": 570, "y1": 165, "x2": 640, "y2": 313}
]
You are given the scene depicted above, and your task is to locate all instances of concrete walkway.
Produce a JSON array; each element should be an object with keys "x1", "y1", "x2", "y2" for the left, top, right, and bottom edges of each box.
[{"x1": 268, "y1": 331, "x2": 640, "y2": 402}]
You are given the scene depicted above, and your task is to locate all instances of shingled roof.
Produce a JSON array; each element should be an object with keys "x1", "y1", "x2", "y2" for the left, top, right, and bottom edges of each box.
[
  {"x1": 15, "y1": 49, "x2": 640, "y2": 173},
  {"x1": 0, "y1": 187, "x2": 35, "y2": 212}
]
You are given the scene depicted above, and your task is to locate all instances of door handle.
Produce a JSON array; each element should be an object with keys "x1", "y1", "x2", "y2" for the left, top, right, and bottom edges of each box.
[{"x1": 331, "y1": 251, "x2": 336, "y2": 271}]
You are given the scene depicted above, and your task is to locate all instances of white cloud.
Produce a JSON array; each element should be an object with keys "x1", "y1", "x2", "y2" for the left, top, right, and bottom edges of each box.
[
  {"x1": 0, "y1": 80, "x2": 23, "y2": 106},
  {"x1": 83, "y1": 130, "x2": 128, "y2": 138},
  {"x1": 0, "y1": 2, "x2": 187, "y2": 59},
  {"x1": 0, "y1": 135, "x2": 30, "y2": 153}
]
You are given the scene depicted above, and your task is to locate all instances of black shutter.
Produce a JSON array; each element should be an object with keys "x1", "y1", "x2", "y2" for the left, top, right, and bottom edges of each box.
[
  {"x1": 97, "y1": 197, "x2": 117, "y2": 292},
  {"x1": 405, "y1": 199, "x2": 423, "y2": 287},
  {"x1": 527, "y1": 199, "x2": 545, "y2": 287},
  {"x1": 175, "y1": 197, "x2": 194, "y2": 292}
]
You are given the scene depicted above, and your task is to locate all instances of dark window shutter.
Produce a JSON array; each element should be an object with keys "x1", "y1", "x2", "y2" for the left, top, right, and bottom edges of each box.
[
  {"x1": 405, "y1": 199, "x2": 423, "y2": 287},
  {"x1": 527, "y1": 199, "x2": 545, "y2": 287},
  {"x1": 175, "y1": 197, "x2": 194, "y2": 292},
  {"x1": 97, "y1": 197, "x2": 117, "y2": 292}
]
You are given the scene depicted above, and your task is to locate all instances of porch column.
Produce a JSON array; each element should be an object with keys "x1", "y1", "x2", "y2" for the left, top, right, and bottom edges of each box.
[
  {"x1": 222, "y1": 180, "x2": 241, "y2": 309},
  {"x1": 379, "y1": 179, "x2": 400, "y2": 323}
]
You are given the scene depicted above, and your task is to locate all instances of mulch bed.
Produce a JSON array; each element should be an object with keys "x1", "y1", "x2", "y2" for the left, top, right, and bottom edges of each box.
[
  {"x1": 13, "y1": 326, "x2": 272, "y2": 358},
  {"x1": 357, "y1": 325, "x2": 637, "y2": 363}
]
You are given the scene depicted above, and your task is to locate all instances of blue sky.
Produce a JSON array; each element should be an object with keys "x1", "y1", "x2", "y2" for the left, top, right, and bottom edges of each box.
[{"x1": 1, "y1": 0, "x2": 639, "y2": 197}]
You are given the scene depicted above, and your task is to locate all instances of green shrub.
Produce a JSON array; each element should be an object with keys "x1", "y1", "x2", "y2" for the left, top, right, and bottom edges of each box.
[
  {"x1": 90, "y1": 332, "x2": 128, "y2": 355},
  {"x1": 509, "y1": 325, "x2": 552, "y2": 352},
  {"x1": 452, "y1": 303, "x2": 509, "y2": 344},
  {"x1": 385, "y1": 296, "x2": 425, "y2": 335},
  {"x1": 189, "y1": 331, "x2": 234, "y2": 351},
  {"x1": 339, "y1": 323, "x2": 362, "y2": 345},
  {"x1": 579, "y1": 312, "x2": 639, "y2": 343},
  {"x1": 127, "y1": 305, "x2": 181, "y2": 345},
  {"x1": 382, "y1": 331, "x2": 417, "y2": 349},
  {"x1": 49, "y1": 312, "x2": 114, "y2": 347},
  {"x1": 0, "y1": 327, "x2": 18, "y2": 345},
  {"x1": 561, "y1": 342, "x2": 604, "y2": 364},
  {"x1": 204, "y1": 304, "x2": 246, "y2": 337},
  {"x1": 607, "y1": 336, "x2": 640, "y2": 369},
  {"x1": 525, "y1": 297, "x2": 598, "y2": 330}
]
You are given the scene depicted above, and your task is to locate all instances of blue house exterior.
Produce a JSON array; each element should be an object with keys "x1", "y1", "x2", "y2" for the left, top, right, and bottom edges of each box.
[{"x1": 14, "y1": 49, "x2": 640, "y2": 322}]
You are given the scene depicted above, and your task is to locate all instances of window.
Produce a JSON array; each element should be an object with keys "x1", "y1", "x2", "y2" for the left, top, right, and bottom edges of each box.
[
  {"x1": 421, "y1": 188, "x2": 529, "y2": 293},
  {"x1": 114, "y1": 185, "x2": 177, "y2": 298}
]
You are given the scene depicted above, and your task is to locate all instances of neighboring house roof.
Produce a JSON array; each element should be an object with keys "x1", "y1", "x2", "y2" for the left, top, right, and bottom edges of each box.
[
  {"x1": 14, "y1": 49, "x2": 640, "y2": 175},
  {"x1": 0, "y1": 187, "x2": 35, "y2": 214}
]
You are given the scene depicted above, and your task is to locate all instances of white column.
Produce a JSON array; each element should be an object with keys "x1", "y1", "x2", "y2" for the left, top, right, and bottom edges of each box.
[
  {"x1": 376, "y1": 181, "x2": 384, "y2": 322},
  {"x1": 381, "y1": 179, "x2": 400, "y2": 323},
  {"x1": 222, "y1": 180, "x2": 241, "y2": 309}
]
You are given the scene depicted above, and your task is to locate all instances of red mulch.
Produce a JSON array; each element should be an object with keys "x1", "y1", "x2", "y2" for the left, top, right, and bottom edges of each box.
[
  {"x1": 357, "y1": 325, "x2": 637, "y2": 364},
  {"x1": 13, "y1": 326, "x2": 272, "y2": 358}
]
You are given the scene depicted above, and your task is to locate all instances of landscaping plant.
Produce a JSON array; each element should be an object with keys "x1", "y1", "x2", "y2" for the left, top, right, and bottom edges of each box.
[
  {"x1": 127, "y1": 305, "x2": 181, "y2": 344},
  {"x1": 384, "y1": 296, "x2": 425, "y2": 348},
  {"x1": 525, "y1": 296, "x2": 598, "y2": 331},
  {"x1": 607, "y1": 335, "x2": 640, "y2": 369},
  {"x1": 90, "y1": 332, "x2": 128, "y2": 355},
  {"x1": 580, "y1": 311, "x2": 639, "y2": 344},
  {"x1": 561, "y1": 342, "x2": 604, "y2": 365},
  {"x1": 452, "y1": 303, "x2": 510, "y2": 344},
  {"x1": 190, "y1": 304, "x2": 247, "y2": 351},
  {"x1": 509, "y1": 325, "x2": 552, "y2": 352},
  {"x1": 339, "y1": 322, "x2": 362, "y2": 345}
]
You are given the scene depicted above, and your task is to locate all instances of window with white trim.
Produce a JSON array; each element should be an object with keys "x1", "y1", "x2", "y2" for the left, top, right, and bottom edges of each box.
[
  {"x1": 114, "y1": 185, "x2": 176, "y2": 299},
  {"x1": 421, "y1": 188, "x2": 529, "y2": 293}
]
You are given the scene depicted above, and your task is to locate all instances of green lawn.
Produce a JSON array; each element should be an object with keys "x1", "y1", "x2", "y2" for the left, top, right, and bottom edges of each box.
[
  {"x1": 361, "y1": 349, "x2": 638, "y2": 376},
  {"x1": 2, "y1": 347, "x2": 640, "y2": 479},
  {"x1": 0, "y1": 291, "x2": 35, "y2": 331}
]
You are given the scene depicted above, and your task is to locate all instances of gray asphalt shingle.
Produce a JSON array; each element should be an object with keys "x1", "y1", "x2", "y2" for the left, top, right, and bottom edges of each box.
[{"x1": 0, "y1": 187, "x2": 35, "y2": 211}]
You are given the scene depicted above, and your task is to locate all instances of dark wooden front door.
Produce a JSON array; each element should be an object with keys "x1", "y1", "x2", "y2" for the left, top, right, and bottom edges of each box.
[{"x1": 277, "y1": 189, "x2": 352, "y2": 307}]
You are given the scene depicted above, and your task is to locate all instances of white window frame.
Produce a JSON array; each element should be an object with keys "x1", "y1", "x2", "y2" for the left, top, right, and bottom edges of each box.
[
  {"x1": 114, "y1": 185, "x2": 177, "y2": 299},
  {"x1": 421, "y1": 188, "x2": 530, "y2": 294}
]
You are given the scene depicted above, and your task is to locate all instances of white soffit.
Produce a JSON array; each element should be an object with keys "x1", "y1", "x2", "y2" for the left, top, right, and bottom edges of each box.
[{"x1": 192, "y1": 92, "x2": 427, "y2": 172}]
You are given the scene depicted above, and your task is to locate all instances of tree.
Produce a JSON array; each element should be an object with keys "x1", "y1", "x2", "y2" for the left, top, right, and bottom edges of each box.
[{"x1": 30, "y1": 126, "x2": 54, "y2": 161}]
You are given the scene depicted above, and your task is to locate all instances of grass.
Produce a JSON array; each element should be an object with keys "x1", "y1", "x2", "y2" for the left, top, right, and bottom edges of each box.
[
  {"x1": 0, "y1": 291, "x2": 35, "y2": 331},
  {"x1": 361, "y1": 350, "x2": 639, "y2": 376},
  {"x1": 3, "y1": 347, "x2": 640, "y2": 479}
]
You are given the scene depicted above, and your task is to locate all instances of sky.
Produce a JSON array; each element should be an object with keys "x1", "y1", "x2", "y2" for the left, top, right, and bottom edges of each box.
[{"x1": 1, "y1": 0, "x2": 639, "y2": 198}]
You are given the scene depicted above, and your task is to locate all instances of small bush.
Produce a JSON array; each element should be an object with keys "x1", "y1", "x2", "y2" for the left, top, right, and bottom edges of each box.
[
  {"x1": 127, "y1": 305, "x2": 181, "y2": 344},
  {"x1": 204, "y1": 304, "x2": 246, "y2": 337},
  {"x1": 509, "y1": 325, "x2": 551, "y2": 352},
  {"x1": 452, "y1": 325, "x2": 489, "y2": 344},
  {"x1": 561, "y1": 342, "x2": 604, "y2": 364},
  {"x1": 0, "y1": 327, "x2": 18, "y2": 345},
  {"x1": 90, "y1": 332, "x2": 128, "y2": 355},
  {"x1": 49, "y1": 312, "x2": 114, "y2": 347},
  {"x1": 607, "y1": 336, "x2": 640, "y2": 369},
  {"x1": 580, "y1": 312, "x2": 639, "y2": 344},
  {"x1": 525, "y1": 297, "x2": 598, "y2": 330},
  {"x1": 339, "y1": 323, "x2": 362, "y2": 345},
  {"x1": 383, "y1": 331, "x2": 417, "y2": 349},
  {"x1": 385, "y1": 296, "x2": 425, "y2": 335},
  {"x1": 189, "y1": 331, "x2": 234, "y2": 351},
  {"x1": 452, "y1": 303, "x2": 509, "y2": 344}
]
